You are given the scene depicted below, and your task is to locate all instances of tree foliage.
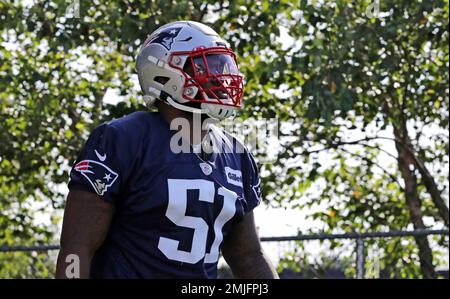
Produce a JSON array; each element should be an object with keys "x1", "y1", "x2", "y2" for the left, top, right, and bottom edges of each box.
[{"x1": 0, "y1": 0, "x2": 448, "y2": 278}]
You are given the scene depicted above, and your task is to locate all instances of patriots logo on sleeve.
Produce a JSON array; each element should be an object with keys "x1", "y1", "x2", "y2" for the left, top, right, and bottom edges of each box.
[{"x1": 74, "y1": 160, "x2": 119, "y2": 196}]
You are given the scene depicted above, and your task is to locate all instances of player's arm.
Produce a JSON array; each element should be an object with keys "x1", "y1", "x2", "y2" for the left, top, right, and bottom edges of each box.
[
  {"x1": 222, "y1": 211, "x2": 279, "y2": 279},
  {"x1": 55, "y1": 190, "x2": 115, "y2": 279}
]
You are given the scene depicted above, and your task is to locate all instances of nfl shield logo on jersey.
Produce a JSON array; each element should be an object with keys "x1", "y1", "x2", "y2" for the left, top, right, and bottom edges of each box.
[
  {"x1": 74, "y1": 160, "x2": 119, "y2": 196},
  {"x1": 199, "y1": 162, "x2": 213, "y2": 176}
]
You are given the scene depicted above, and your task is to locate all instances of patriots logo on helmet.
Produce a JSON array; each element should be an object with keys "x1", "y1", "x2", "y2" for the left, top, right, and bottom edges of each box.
[
  {"x1": 147, "y1": 27, "x2": 182, "y2": 50},
  {"x1": 74, "y1": 160, "x2": 119, "y2": 196}
]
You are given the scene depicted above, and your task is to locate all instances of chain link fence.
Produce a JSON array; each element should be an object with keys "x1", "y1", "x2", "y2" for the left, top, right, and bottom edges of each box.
[
  {"x1": 0, "y1": 229, "x2": 448, "y2": 278},
  {"x1": 260, "y1": 229, "x2": 449, "y2": 278}
]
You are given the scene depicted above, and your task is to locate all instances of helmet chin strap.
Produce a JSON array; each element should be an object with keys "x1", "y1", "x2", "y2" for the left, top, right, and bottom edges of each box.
[
  {"x1": 165, "y1": 93, "x2": 235, "y2": 120},
  {"x1": 148, "y1": 86, "x2": 234, "y2": 120},
  {"x1": 166, "y1": 95, "x2": 204, "y2": 114}
]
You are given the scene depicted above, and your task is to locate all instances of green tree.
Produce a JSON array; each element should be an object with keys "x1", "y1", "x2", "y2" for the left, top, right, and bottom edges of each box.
[
  {"x1": 0, "y1": 0, "x2": 448, "y2": 278},
  {"x1": 250, "y1": 0, "x2": 449, "y2": 278}
]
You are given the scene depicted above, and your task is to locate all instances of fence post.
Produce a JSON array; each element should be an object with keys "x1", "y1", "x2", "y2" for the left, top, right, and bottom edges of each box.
[{"x1": 356, "y1": 238, "x2": 365, "y2": 279}]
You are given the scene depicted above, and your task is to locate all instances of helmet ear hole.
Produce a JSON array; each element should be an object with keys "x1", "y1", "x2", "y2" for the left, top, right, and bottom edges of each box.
[
  {"x1": 183, "y1": 61, "x2": 194, "y2": 77},
  {"x1": 154, "y1": 76, "x2": 170, "y2": 85}
]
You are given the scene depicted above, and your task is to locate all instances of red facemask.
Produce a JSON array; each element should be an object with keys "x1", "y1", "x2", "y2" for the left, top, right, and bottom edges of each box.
[{"x1": 169, "y1": 46, "x2": 244, "y2": 108}]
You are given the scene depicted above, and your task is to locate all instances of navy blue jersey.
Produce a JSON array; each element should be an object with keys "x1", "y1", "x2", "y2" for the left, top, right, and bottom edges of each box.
[{"x1": 68, "y1": 111, "x2": 261, "y2": 278}]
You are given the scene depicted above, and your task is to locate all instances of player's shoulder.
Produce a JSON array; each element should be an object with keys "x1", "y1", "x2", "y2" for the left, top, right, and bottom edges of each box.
[
  {"x1": 87, "y1": 111, "x2": 164, "y2": 148},
  {"x1": 107, "y1": 111, "x2": 156, "y2": 130},
  {"x1": 100, "y1": 111, "x2": 164, "y2": 137}
]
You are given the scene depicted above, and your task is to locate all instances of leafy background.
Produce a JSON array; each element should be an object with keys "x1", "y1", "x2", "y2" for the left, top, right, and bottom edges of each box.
[{"x1": 0, "y1": 0, "x2": 448, "y2": 278}]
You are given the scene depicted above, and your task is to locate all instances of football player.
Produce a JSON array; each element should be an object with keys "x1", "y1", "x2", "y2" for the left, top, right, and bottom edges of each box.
[{"x1": 55, "y1": 21, "x2": 279, "y2": 279}]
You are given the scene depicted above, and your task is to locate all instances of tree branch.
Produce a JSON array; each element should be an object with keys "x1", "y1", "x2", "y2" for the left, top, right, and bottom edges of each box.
[
  {"x1": 198, "y1": 3, "x2": 209, "y2": 22},
  {"x1": 408, "y1": 147, "x2": 449, "y2": 227},
  {"x1": 303, "y1": 136, "x2": 397, "y2": 156},
  {"x1": 339, "y1": 148, "x2": 405, "y2": 192}
]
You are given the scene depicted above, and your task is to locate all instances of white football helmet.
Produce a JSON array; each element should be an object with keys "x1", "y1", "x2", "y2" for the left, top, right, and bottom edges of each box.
[{"x1": 136, "y1": 21, "x2": 244, "y2": 120}]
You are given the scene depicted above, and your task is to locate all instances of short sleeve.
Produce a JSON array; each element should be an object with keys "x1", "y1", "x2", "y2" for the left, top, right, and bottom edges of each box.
[
  {"x1": 68, "y1": 123, "x2": 126, "y2": 204},
  {"x1": 241, "y1": 149, "x2": 262, "y2": 213}
]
